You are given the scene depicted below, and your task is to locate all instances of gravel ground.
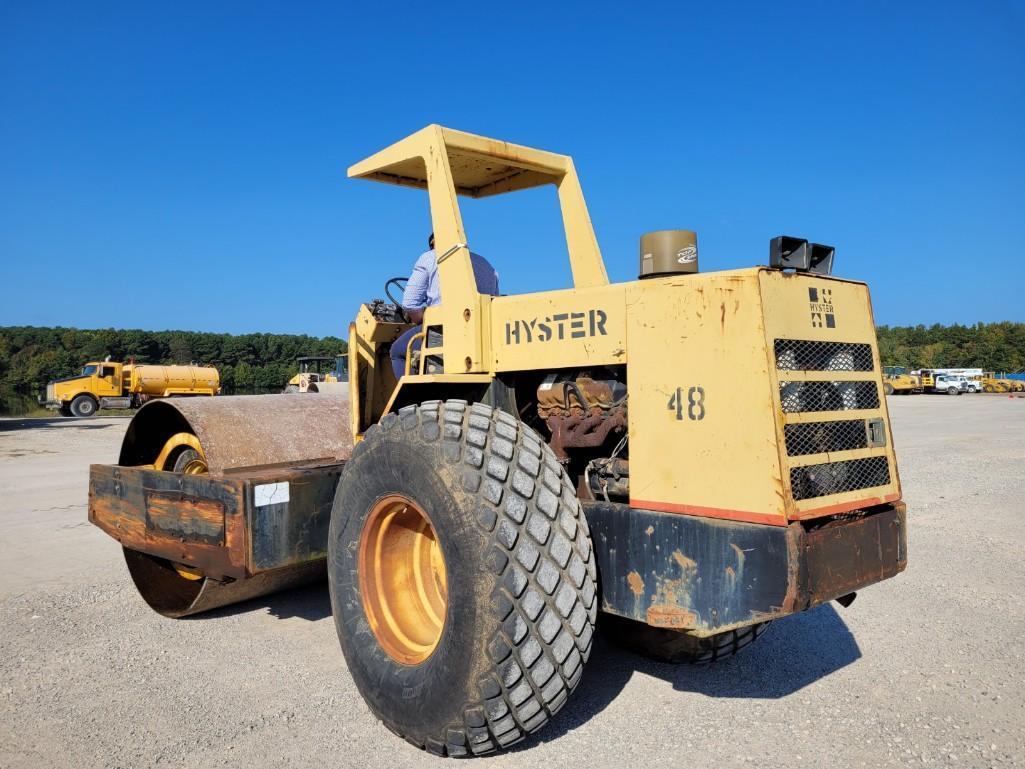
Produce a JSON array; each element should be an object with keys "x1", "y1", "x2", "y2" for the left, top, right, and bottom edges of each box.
[{"x1": 1, "y1": 396, "x2": 1023, "y2": 769}]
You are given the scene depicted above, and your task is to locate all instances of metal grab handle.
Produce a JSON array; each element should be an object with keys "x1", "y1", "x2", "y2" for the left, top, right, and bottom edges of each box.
[
  {"x1": 404, "y1": 329, "x2": 429, "y2": 377},
  {"x1": 436, "y1": 242, "x2": 468, "y2": 264}
]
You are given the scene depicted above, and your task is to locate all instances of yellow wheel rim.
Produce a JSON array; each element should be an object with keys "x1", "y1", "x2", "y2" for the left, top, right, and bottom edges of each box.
[
  {"x1": 173, "y1": 562, "x2": 204, "y2": 581},
  {"x1": 153, "y1": 432, "x2": 208, "y2": 474},
  {"x1": 358, "y1": 494, "x2": 448, "y2": 665},
  {"x1": 149, "y1": 434, "x2": 210, "y2": 583},
  {"x1": 177, "y1": 454, "x2": 208, "y2": 475}
]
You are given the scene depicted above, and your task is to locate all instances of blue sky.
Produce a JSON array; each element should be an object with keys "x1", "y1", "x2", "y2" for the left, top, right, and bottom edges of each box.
[{"x1": 1, "y1": 1, "x2": 1022, "y2": 337}]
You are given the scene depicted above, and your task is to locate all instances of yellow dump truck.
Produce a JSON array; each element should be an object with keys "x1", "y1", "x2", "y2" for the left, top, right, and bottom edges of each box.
[{"x1": 43, "y1": 360, "x2": 219, "y2": 417}]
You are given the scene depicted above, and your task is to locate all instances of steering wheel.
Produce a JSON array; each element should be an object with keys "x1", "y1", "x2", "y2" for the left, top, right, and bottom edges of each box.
[{"x1": 385, "y1": 277, "x2": 410, "y2": 322}]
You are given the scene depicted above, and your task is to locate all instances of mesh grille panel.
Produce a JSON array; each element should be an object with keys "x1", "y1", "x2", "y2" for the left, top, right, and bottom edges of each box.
[
  {"x1": 784, "y1": 420, "x2": 868, "y2": 456},
  {"x1": 775, "y1": 340, "x2": 874, "y2": 371},
  {"x1": 790, "y1": 456, "x2": 891, "y2": 500},
  {"x1": 779, "y1": 381, "x2": 879, "y2": 413}
]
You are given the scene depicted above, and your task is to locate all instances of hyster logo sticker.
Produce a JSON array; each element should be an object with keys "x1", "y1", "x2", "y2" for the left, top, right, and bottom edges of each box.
[
  {"x1": 505, "y1": 309, "x2": 608, "y2": 344},
  {"x1": 808, "y1": 287, "x2": 836, "y2": 328}
]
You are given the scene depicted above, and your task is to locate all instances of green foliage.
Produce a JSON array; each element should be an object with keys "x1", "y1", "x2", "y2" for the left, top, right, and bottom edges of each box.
[
  {"x1": 876, "y1": 322, "x2": 1025, "y2": 372},
  {"x1": 0, "y1": 326, "x2": 347, "y2": 392},
  {"x1": 2, "y1": 322, "x2": 1022, "y2": 393}
]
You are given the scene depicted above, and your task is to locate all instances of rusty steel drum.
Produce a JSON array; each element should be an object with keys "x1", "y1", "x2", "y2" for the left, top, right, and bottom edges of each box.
[
  {"x1": 114, "y1": 394, "x2": 352, "y2": 618},
  {"x1": 119, "y1": 393, "x2": 352, "y2": 475}
]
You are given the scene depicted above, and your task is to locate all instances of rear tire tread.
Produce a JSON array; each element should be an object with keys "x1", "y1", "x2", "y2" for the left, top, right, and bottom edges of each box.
[
  {"x1": 604, "y1": 615, "x2": 769, "y2": 664},
  {"x1": 344, "y1": 400, "x2": 597, "y2": 756}
]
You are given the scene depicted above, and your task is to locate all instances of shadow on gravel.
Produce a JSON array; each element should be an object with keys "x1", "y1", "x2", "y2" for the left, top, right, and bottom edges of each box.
[
  {"x1": 189, "y1": 581, "x2": 334, "y2": 623},
  {"x1": 177, "y1": 582, "x2": 860, "y2": 751},
  {"x1": 262, "y1": 583, "x2": 333, "y2": 621},
  {"x1": 512, "y1": 602, "x2": 860, "y2": 752},
  {"x1": 0, "y1": 417, "x2": 120, "y2": 431}
]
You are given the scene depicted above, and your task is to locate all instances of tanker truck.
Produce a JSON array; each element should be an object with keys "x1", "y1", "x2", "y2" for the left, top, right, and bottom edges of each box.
[{"x1": 42, "y1": 360, "x2": 219, "y2": 417}]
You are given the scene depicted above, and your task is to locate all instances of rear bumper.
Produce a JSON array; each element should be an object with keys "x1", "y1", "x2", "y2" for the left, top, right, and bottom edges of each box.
[{"x1": 583, "y1": 500, "x2": 906, "y2": 637}]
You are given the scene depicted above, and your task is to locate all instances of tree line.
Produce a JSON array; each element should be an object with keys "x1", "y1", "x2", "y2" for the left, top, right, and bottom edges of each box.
[
  {"x1": 876, "y1": 322, "x2": 1025, "y2": 372},
  {"x1": 1, "y1": 322, "x2": 1022, "y2": 394},
  {"x1": 0, "y1": 326, "x2": 347, "y2": 392}
]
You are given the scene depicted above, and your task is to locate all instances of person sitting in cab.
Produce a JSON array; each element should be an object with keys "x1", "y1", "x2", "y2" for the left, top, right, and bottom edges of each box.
[{"x1": 390, "y1": 233, "x2": 499, "y2": 379}]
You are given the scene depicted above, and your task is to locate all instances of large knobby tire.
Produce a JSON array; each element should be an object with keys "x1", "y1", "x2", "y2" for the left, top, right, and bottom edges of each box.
[
  {"x1": 283, "y1": 384, "x2": 300, "y2": 393},
  {"x1": 603, "y1": 614, "x2": 770, "y2": 664},
  {"x1": 69, "y1": 394, "x2": 98, "y2": 417},
  {"x1": 328, "y1": 400, "x2": 598, "y2": 757}
]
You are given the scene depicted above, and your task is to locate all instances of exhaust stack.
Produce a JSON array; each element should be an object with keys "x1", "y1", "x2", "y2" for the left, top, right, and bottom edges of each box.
[{"x1": 639, "y1": 229, "x2": 699, "y2": 279}]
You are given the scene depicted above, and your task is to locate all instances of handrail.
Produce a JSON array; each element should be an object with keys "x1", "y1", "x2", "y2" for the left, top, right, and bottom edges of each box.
[{"x1": 404, "y1": 329, "x2": 429, "y2": 377}]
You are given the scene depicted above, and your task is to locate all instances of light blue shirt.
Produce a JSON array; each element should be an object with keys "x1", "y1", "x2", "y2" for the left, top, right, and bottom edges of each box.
[{"x1": 402, "y1": 249, "x2": 499, "y2": 309}]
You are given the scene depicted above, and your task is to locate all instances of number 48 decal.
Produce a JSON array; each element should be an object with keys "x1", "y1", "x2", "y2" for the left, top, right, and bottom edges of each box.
[{"x1": 667, "y1": 386, "x2": 705, "y2": 421}]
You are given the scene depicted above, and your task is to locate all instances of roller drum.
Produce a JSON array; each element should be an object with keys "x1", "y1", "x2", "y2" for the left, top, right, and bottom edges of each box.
[
  {"x1": 116, "y1": 393, "x2": 352, "y2": 618},
  {"x1": 119, "y1": 393, "x2": 352, "y2": 475},
  {"x1": 123, "y1": 549, "x2": 326, "y2": 618}
]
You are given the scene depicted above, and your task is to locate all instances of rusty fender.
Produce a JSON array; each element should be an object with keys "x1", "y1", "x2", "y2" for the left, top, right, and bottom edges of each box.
[
  {"x1": 583, "y1": 501, "x2": 907, "y2": 637},
  {"x1": 89, "y1": 461, "x2": 344, "y2": 617}
]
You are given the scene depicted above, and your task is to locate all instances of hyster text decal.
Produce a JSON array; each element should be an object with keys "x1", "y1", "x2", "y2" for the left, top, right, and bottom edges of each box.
[{"x1": 505, "y1": 309, "x2": 608, "y2": 345}]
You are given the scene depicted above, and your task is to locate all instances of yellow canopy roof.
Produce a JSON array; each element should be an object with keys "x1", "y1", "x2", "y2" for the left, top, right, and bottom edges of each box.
[{"x1": 347, "y1": 125, "x2": 571, "y2": 198}]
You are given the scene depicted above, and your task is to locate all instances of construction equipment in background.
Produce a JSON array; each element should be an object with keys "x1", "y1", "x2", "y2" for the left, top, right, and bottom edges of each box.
[
  {"x1": 913, "y1": 367, "x2": 1021, "y2": 394},
  {"x1": 1005, "y1": 376, "x2": 1025, "y2": 392},
  {"x1": 958, "y1": 375, "x2": 983, "y2": 393},
  {"x1": 87, "y1": 126, "x2": 907, "y2": 756},
  {"x1": 882, "y1": 366, "x2": 924, "y2": 395},
  {"x1": 283, "y1": 355, "x2": 349, "y2": 394},
  {"x1": 932, "y1": 373, "x2": 971, "y2": 395},
  {"x1": 881, "y1": 367, "x2": 1024, "y2": 396},
  {"x1": 917, "y1": 367, "x2": 983, "y2": 386},
  {"x1": 42, "y1": 360, "x2": 219, "y2": 417},
  {"x1": 979, "y1": 373, "x2": 1009, "y2": 393},
  {"x1": 979, "y1": 372, "x2": 1024, "y2": 393}
]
